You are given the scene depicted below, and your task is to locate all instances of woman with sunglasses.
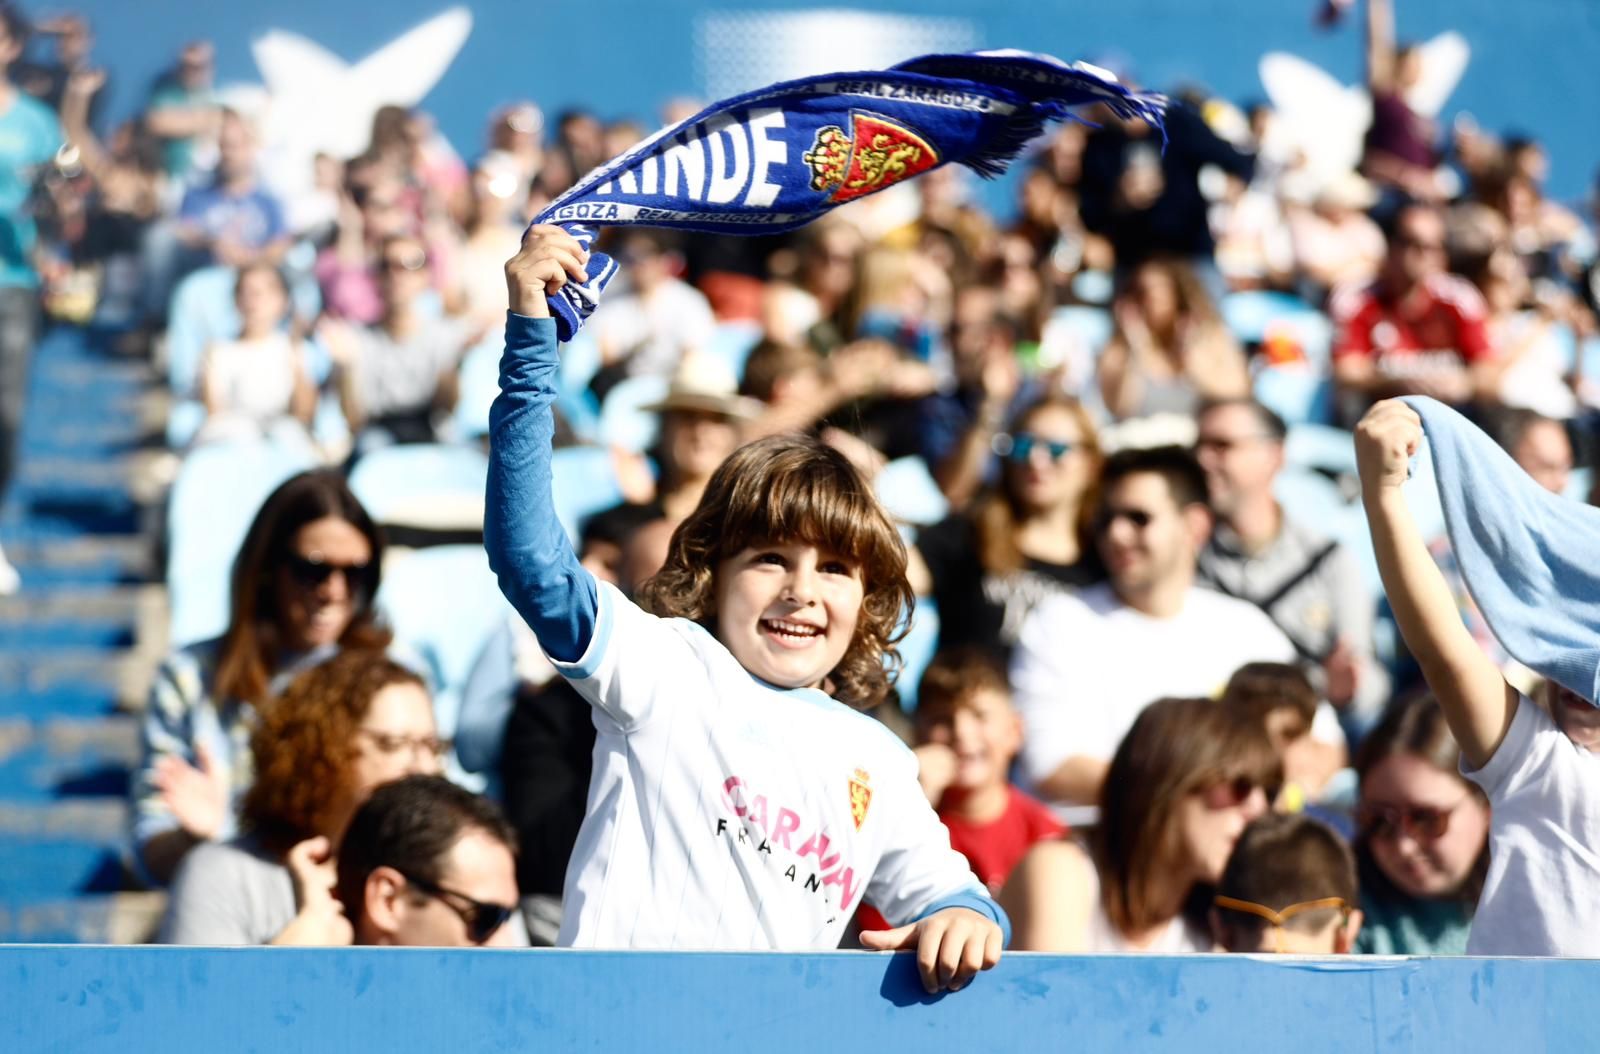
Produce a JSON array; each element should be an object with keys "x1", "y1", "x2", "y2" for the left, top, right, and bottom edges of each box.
[
  {"x1": 911, "y1": 392, "x2": 1103, "y2": 663},
  {"x1": 132, "y1": 470, "x2": 390, "y2": 886},
  {"x1": 1000, "y1": 697, "x2": 1278, "y2": 952},
  {"x1": 159, "y1": 650, "x2": 448, "y2": 945},
  {"x1": 1351, "y1": 695, "x2": 1488, "y2": 954}
]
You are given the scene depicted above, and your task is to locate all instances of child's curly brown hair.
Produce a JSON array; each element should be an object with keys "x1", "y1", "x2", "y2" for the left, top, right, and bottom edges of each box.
[
  {"x1": 636, "y1": 433, "x2": 914, "y2": 708},
  {"x1": 241, "y1": 649, "x2": 426, "y2": 853}
]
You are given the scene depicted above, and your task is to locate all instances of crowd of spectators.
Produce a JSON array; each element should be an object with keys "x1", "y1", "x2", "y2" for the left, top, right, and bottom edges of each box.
[{"x1": 3, "y1": 0, "x2": 1598, "y2": 954}]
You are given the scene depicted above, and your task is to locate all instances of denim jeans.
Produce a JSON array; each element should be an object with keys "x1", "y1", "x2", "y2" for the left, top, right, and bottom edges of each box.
[{"x1": 0, "y1": 285, "x2": 39, "y2": 504}]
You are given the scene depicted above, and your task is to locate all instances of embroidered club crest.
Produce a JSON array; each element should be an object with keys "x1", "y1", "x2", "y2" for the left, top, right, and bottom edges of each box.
[
  {"x1": 802, "y1": 113, "x2": 940, "y2": 204},
  {"x1": 849, "y1": 768, "x2": 873, "y2": 830}
]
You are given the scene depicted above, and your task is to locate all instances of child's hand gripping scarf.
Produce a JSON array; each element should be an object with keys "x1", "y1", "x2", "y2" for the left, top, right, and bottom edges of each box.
[
  {"x1": 1401, "y1": 396, "x2": 1600, "y2": 705},
  {"x1": 530, "y1": 50, "x2": 1166, "y2": 342}
]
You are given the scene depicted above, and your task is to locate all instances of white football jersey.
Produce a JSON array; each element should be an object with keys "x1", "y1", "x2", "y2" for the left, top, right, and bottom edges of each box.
[{"x1": 549, "y1": 582, "x2": 992, "y2": 949}]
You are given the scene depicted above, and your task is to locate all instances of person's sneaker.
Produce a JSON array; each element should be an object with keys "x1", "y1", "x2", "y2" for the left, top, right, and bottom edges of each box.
[{"x1": 0, "y1": 543, "x2": 19, "y2": 596}]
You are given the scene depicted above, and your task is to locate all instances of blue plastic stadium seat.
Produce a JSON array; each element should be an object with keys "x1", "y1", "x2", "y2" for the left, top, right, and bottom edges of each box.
[
  {"x1": 165, "y1": 266, "x2": 240, "y2": 397},
  {"x1": 376, "y1": 545, "x2": 513, "y2": 747},
  {"x1": 894, "y1": 598, "x2": 940, "y2": 714},
  {"x1": 1255, "y1": 366, "x2": 1333, "y2": 426},
  {"x1": 597, "y1": 375, "x2": 669, "y2": 453},
  {"x1": 1220, "y1": 290, "x2": 1312, "y2": 344},
  {"x1": 1047, "y1": 305, "x2": 1113, "y2": 356},
  {"x1": 452, "y1": 335, "x2": 504, "y2": 442},
  {"x1": 707, "y1": 320, "x2": 764, "y2": 380},
  {"x1": 876, "y1": 457, "x2": 949, "y2": 527},
  {"x1": 167, "y1": 439, "x2": 317, "y2": 647},
  {"x1": 1284, "y1": 423, "x2": 1357, "y2": 478},
  {"x1": 347, "y1": 443, "x2": 489, "y2": 529},
  {"x1": 550, "y1": 445, "x2": 625, "y2": 545}
]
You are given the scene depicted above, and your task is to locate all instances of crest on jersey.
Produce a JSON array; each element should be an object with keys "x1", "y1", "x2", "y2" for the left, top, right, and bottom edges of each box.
[
  {"x1": 802, "y1": 113, "x2": 940, "y2": 204},
  {"x1": 848, "y1": 768, "x2": 873, "y2": 830}
]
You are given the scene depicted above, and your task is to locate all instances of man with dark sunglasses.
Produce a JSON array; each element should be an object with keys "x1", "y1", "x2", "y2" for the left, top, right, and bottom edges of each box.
[{"x1": 335, "y1": 775, "x2": 521, "y2": 947}]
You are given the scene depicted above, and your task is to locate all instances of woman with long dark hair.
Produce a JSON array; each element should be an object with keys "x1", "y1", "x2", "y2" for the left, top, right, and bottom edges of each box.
[
  {"x1": 1352, "y1": 695, "x2": 1489, "y2": 954},
  {"x1": 911, "y1": 392, "x2": 1102, "y2": 662},
  {"x1": 132, "y1": 469, "x2": 389, "y2": 885},
  {"x1": 1000, "y1": 697, "x2": 1278, "y2": 951}
]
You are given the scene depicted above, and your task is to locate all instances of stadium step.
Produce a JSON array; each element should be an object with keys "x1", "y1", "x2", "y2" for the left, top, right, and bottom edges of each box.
[{"x1": 0, "y1": 715, "x2": 140, "y2": 802}]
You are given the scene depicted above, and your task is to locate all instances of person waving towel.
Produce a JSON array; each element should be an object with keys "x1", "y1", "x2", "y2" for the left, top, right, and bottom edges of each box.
[{"x1": 1356, "y1": 396, "x2": 1600, "y2": 956}]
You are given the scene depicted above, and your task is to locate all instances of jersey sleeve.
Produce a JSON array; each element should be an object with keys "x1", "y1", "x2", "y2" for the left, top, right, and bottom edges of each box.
[
  {"x1": 547, "y1": 580, "x2": 707, "y2": 734},
  {"x1": 484, "y1": 312, "x2": 599, "y2": 664},
  {"x1": 1330, "y1": 285, "x2": 1374, "y2": 361},
  {"x1": 865, "y1": 753, "x2": 1011, "y2": 944}
]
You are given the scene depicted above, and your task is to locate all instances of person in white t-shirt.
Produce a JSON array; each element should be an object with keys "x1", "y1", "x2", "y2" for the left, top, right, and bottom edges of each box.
[
  {"x1": 1010, "y1": 445, "x2": 1343, "y2": 821},
  {"x1": 1356, "y1": 399, "x2": 1600, "y2": 956},
  {"x1": 486, "y1": 226, "x2": 1006, "y2": 993}
]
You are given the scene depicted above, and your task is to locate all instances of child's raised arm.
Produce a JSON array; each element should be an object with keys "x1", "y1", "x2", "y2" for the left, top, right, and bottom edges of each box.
[
  {"x1": 484, "y1": 226, "x2": 598, "y2": 663},
  {"x1": 1355, "y1": 400, "x2": 1517, "y2": 768}
]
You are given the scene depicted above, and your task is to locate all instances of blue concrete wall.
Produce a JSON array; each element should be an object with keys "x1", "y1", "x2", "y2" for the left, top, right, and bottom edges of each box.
[
  {"x1": 46, "y1": 0, "x2": 1600, "y2": 204},
  {"x1": 1, "y1": 947, "x2": 1593, "y2": 1051}
]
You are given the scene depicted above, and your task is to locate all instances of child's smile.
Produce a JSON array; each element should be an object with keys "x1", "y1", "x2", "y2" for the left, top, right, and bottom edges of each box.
[{"x1": 715, "y1": 541, "x2": 864, "y2": 691}]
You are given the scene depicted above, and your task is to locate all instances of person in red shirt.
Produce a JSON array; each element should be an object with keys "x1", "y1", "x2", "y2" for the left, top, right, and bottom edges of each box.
[
  {"x1": 913, "y1": 647, "x2": 1066, "y2": 893},
  {"x1": 1331, "y1": 202, "x2": 1499, "y2": 422}
]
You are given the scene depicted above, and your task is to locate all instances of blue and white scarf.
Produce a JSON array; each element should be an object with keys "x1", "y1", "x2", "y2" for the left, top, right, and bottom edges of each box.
[{"x1": 530, "y1": 50, "x2": 1166, "y2": 341}]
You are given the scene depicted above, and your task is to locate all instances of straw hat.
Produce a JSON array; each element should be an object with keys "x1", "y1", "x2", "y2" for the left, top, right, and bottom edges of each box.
[{"x1": 639, "y1": 353, "x2": 762, "y2": 420}]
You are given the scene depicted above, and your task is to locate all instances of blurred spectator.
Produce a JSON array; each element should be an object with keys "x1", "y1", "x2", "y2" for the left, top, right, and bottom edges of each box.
[
  {"x1": 1331, "y1": 201, "x2": 1496, "y2": 419},
  {"x1": 486, "y1": 101, "x2": 544, "y2": 186},
  {"x1": 1195, "y1": 398, "x2": 1391, "y2": 729},
  {"x1": 449, "y1": 151, "x2": 525, "y2": 327},
  {"x1": 1001, "y1": 697, "x2": 1277, "y2": 951},
  {"x1": 910, "y1": 393, "x2": 1102, "y2": 662},
  {"x1": 1211, "y1": 813, "x2": 1362, "y2": 954},
  {"x1": 553, "y1": 108, "x2": 605, "y2": 182},
  {"x1": 632, "y1": 354, "x2": 758, "y2": 523},
  {"x1": 1287, "y1": 172, "x2": 1386, "y2": 297},
  {"x1": 911, "y1": 648, "x2": 1064, "y2": 894},
  {"x1": 1078, "y1": 94, "x2": 1254, "y2": 285},
  {"x1": 590, "y1": 228, "x2": 715, "y2": 386},
  {"x1": 15, "y1": 14, "x2": 103, "y2": 126},
  {"x1": 194, "y1": 262, "x2": 316, "y2": 448},
  {"x1": 1098, "y1": 257, "x2": 1249, "y2": 421},
  {"x1": 335, "y1": 775, "x2": 520, "y2": 947},
  {"x1": 1361, "y1": 0, "x2": 1447, "y2": 202},
  {"x1": 915, "y1": 285, "x2": 1021, "y2": 505},
  {"x1": 1211, "y1": 171, "x2": 1295, "y2": 292},
  {"x1": 1009, "y1": 447, "x2": 1307, "y2": 819},
  {"x1": 0, "y1": 3, "x2": 63, "y2": 595},
  {"x1": 326, "y1": 234, "x2": 481, "y2": 451},
  {"x1": 316, "y1": 174, "x2": 423, "y2": 325},
  {"x1": 1351, "y1": 695, "x2": 1488, "y2": 954},
  {"x1": 159, "y1": 650, "x2": 444, "y2": 945},
  {"x1": 144, "y1": 40, "x2": 217, "y2": 181},
  {"x1": 133, "y1": 470, "x2": 389, "y2": 885},
  {"x1": 1220, "y1": 663, "x2": 1338, "y2": 805},
  {"x1": 173, "y1": 108, "x2": 290, "y2": 269},
  {"x1": 1475, "y1": 251, "x2": 1579, "y2": 420}
]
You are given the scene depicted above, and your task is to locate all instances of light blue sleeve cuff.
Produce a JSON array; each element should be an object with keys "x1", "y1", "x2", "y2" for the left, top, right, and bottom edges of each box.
[{"x1": 916, "y1": 890, "x2": 1013, "y2": 948}]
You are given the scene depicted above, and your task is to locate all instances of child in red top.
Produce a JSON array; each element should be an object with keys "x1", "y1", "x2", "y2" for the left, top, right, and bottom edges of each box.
[{"x1": 915, "y1": 648, "x2": 1065, "y2": 894}]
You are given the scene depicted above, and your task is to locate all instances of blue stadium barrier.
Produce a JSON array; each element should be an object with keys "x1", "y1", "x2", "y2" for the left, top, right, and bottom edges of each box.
[{"x1": 1, "y1": 946, "x2": 1594, "y2": 1052}]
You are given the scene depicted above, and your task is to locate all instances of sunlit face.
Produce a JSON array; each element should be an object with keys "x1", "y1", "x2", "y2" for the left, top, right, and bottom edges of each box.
[
  {"x1": 1511, "y1": 419, "x2": 1572, "y2": 497},
  {"x1": 1096, "y1": 473, "x2": 1206, "y2": 600},
  {"x1": 1547, "y1": 682, "x2": 1600, "y2": 752},
  {"x1": 1391, "y1": 208, "x2": 1447, "y2": 286},
  {"x1": 919, "y1": 688, "x2": 1023, "y2": 793},
  {"x1": 661, "y1": 409, "x2": 740, "y2": 483},
  {"x1": 1195, "y1": 404, "x2": 1284, "y2": 516},
  {"x1": 1004, "y1": 405, "x2": 1092, "y2": 514},
  {"x1": 712, "y1": 541, "x2": 864, "y2": 691},
  {"x1": 274, "y1": 516, "x2": 373, "y2": 651},
  {"x1": 235, "y1": 268, "x2": 288, "y2": 333},
  {"x1": 1133, "y1": 264, "x2": 1179, "y2": 329},
  {"x1": 1360, "y1": 753, "x2": 1488, "y2": 898},
  {"x1": 1175, "y1": 777, "x2": 1271, "y2": 884},
  {"x1": 347, "y1": 682, "x2": 444, "y2": 804},
  {"x1": 390, "y1": 829, "x2": 519, "y2": 947}
]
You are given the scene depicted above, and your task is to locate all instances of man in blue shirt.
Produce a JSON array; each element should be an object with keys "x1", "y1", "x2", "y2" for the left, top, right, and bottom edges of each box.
[
  {"x1": 0, "y1": 4, "x2": 64, "y2": 594},
  {"x1": 174, "y1": 108, "x2": 289, "y2": 269}
]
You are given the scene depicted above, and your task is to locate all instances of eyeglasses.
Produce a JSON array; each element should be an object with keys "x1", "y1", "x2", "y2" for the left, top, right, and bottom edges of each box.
[
  {"x1": 1194, "y1": 434, "x2": 1276, "y2": 455},
  {"x1": 283, "y1": 552, "x2": 372, "y2": 593},
  {"x1": 357, "y1": 728, "x2": 453, "y2": 762},
  {"x1": 1198, "y1": 775, "x2": 1277, "y2": 811},
  {"x1": 993, "y1": 432, "x2": 1076, "y2": 464},
  {"x1": 398, "y1": 871, "x2": 516, "y2": 944},
  {"x1": 1094, "y1": 506, "x2": 1156, "y2": 532},
  {"x1": 1356, "y1": 795, "x2": 1471, "y2": 842},
  {"x1": 1213, "y1": 895, "x2": 1352, "y2": 953},
  {"x1": 1397, "y1": 234, "x2": 1446, "y2": 254}
]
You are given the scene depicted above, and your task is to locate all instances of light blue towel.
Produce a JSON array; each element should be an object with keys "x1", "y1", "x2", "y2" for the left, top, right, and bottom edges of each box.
[{"x1": 1402, "y1": 396, "x2": 1600, "y2": 704}]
